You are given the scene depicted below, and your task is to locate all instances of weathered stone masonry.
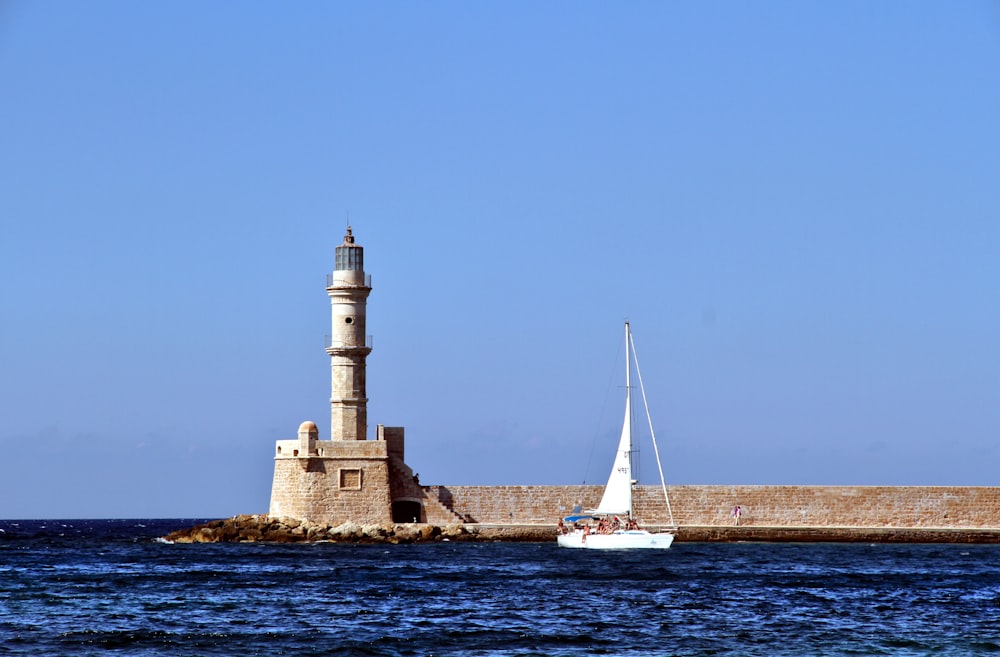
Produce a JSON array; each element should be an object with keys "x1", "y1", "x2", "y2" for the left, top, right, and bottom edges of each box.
[{"x1": 425, "y1": 484, "x2": 1000, "y2": 529}]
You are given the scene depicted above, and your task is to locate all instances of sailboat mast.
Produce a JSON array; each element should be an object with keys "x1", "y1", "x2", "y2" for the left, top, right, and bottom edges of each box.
[
  {"x1": 590, "y1": 321, "x2": 643, "y2": 518},
  {"x1": 624, "y1": 321, "x2": 634, "y2": 518}
]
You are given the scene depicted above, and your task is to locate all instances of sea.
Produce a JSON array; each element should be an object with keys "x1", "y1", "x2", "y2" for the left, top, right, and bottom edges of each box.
[{"x1": 2, "y1": 519, "x2": 999, "y2": 656}]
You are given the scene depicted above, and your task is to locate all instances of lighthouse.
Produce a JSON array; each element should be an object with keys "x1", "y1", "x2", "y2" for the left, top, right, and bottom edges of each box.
[
  {"x1": 269, "y1": 225, "x2": 429, "y2": 525},
  {"x1": 326, "y1": 226, "x2": 372, "y2": 441}
]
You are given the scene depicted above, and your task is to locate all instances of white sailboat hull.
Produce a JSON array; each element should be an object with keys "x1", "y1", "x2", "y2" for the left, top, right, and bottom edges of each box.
[{"x1": 557, "y1": 529, "x2": 675, "y2": 550}]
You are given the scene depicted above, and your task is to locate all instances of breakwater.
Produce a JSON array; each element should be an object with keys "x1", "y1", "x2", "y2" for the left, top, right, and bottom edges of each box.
[
  {"x1": 163, "y1": 518, "x2": 1000, "y2": 545},
  {"x1": 165, "y1": 486, "x2": 1000, "y2": 544},
  {"x1": 424, "y1": 484, "x2": 1000, "y2": 529}
]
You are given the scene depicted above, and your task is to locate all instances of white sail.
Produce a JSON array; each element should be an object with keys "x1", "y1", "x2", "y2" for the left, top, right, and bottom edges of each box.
[{"x1": 591, "y1": 323, "x2": 634, "y2": 515}]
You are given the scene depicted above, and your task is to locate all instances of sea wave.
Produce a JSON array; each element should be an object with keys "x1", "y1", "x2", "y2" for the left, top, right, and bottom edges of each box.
[{"x1": 1, "y1": 521, "x2": 999, "y2": 655}]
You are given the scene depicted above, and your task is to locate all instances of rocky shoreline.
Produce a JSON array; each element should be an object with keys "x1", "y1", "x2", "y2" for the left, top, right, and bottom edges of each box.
[
  {"x1": 161, "y1": 515, "x2": 1000, "y2": 544},
  {"x1": 161, "y1": 515, "x2": 554, "y2": 544}
]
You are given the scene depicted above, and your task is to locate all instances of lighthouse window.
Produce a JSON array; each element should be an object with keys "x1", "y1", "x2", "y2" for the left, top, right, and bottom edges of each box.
[
  {"x1": 345, "y1": 317, "x2": 353, "y2": 324},
  {"x1": 335, "y1": 247, "x2": 364, "y2": 272}
]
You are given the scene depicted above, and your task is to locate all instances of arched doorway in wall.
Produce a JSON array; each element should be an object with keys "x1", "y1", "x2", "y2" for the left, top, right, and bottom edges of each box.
[{"x1": 392, "y1": 500, "x2": 423, "y2": 523}]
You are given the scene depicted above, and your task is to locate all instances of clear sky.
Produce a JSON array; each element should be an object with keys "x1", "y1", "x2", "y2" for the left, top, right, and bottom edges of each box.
[{"x1": 2, "y1": 2, "x2": 998, "y2": 519}]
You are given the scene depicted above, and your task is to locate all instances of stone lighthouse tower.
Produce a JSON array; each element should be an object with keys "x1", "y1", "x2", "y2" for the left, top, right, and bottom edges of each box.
[
  {"x1": 327, "y1": 226, "x2": 371, "y2": 441},
  {"x1": 269, "y1": 226, "x2": 433, "y2": 525}
]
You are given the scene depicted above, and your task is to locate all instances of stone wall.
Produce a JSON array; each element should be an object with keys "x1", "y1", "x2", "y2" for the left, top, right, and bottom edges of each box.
[
  {"x1": 426, "y1": 485, "x2": 1000, "y2": 528},
  {"x1": 269, "y1": 455, "x2": 393, "y2": 524},
  {"x1": 270, "y1": 424, "x2": 419, "y2": 525}
]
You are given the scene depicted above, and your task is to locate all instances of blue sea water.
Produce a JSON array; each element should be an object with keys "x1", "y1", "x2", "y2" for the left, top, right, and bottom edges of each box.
[{"x1": 2, "y1": 519, "x2": 1000, "y2": 656}]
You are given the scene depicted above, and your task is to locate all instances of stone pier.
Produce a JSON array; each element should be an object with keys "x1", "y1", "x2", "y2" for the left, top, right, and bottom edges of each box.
[{"x1": 424, "y1": 484, "x2": 1000, "y2": 530}]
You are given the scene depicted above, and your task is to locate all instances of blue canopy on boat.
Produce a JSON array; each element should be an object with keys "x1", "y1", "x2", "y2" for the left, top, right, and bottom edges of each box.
[{"x1": 562, "y1": 515, "x2": 597, "y2": 523}]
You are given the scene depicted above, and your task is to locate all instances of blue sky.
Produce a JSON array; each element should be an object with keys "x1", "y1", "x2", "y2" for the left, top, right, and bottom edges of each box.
[{"x1": 1, "y1": 2, "x2": 998, "y2": 518}]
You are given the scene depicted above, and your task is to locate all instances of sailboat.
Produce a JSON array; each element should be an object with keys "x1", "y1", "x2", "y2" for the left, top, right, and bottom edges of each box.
[{"x1": 557, "y1": 322, "x2": 676, "y2": 549}]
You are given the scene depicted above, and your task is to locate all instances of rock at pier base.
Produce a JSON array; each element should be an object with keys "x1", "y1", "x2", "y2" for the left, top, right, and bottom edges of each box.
[{"x1": 161, "y1": 515, "x2": 534, "y2": 544}]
